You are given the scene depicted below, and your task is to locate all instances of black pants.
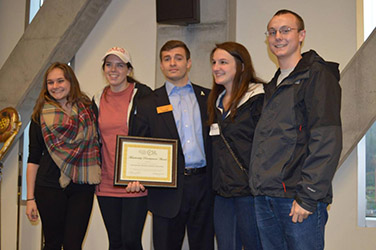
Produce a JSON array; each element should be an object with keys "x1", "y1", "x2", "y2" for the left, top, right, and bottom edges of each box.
[
  {"x1": 35, "y1": 184, "x2": 94, "y2": 250},
  {"x1": 97, "y1": 195, "x2": 148, "y2": 250},
  {"x1": 152, "y1": 173, "x2": 214, "y2": 250}
]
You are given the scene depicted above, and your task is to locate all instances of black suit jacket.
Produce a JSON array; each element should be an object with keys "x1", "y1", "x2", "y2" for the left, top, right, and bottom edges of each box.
[{"x1": 132, "y1": 83, "x2": 212, "y2": 218}]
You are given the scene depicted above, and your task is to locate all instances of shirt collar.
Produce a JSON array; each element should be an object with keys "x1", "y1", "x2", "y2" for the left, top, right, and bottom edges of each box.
[{"x1": 165, "y1": 80, "x2": 193, "y2": 96}]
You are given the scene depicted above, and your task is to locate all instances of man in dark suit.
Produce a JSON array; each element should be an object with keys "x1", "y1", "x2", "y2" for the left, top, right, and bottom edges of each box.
[{"x1": 131, "y1": 40, "x2": 214, "y2": 250}]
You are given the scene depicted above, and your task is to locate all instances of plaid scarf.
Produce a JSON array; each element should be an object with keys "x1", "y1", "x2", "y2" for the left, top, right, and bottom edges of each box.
[{"x1": 40, "y1": 101, "x2": 101, "y2": 188}]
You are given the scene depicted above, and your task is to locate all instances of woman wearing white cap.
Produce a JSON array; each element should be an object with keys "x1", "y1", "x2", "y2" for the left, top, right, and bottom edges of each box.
[{"x1": 92, "y1": 47, "x2": 152, "y2": 250}]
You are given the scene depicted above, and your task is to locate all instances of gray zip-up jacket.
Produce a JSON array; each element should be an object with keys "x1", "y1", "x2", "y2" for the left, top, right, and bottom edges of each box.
[{"x1": 249, "y1": 50, "x2": 342, "y2": 213}]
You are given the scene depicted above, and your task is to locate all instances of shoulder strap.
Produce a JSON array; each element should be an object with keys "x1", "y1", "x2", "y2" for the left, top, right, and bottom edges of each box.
[{"x1": 217, "y1": 122, "x2": 248, "y2": 177}]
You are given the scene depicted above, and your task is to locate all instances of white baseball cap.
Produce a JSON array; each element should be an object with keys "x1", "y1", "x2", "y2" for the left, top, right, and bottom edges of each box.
[{"x1": 102, "y1": 46, "x2": 132, "y2": 66}]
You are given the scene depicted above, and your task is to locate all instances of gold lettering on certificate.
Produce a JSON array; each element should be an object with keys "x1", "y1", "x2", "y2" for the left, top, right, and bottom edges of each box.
[{"x1": 121, "y1": 142, "x2": 172, "y2": 182}]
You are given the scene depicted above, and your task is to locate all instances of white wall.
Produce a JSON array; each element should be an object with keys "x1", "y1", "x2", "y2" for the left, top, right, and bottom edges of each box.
[
  {"x1": 236, "y1": 0, "x2": 357, "y2": 81},
  {"x1": 0, "y1": 1, "x2": 32, "y2": 250},
  {"x1": 74, "y1": 1, "x2": 157, "y2": 96},
  {"x1": 327, "y1": 148, "x2": 376, "y2": 250},
  {"x1": 0, "y1": 0, "x2": 25, "y2": 68},
  {"x1": 1, "y1": 141, "x2": 23, "y2": 250}
]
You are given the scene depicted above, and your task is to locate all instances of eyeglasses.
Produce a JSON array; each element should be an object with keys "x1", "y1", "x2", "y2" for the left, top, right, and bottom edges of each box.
[{"x1": 265, "y1": 26, "x2": 299, "y2": 37}]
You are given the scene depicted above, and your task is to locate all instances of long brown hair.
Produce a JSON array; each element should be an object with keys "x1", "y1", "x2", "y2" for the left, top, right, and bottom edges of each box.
[
  {"x1": 31, "y1": 62, "x2": 91, "y2": 123},
  {"x1": 207, "y1": 42, "x2": 263, "y2": 125}
]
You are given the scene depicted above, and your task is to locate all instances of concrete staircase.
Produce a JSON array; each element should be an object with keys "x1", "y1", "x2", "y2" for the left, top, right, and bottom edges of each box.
[
  {"x1": 340, "y1": 27, "x2": 376, "y2": 166},
  {"x1": 0, "y1": 0, "x2": 111, "y2": 142}
]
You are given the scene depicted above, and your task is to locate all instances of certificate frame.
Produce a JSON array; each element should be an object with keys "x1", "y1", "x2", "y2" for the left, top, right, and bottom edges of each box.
[{"x1": 114, "y1": 135, "x2": 178, "y2": 188}]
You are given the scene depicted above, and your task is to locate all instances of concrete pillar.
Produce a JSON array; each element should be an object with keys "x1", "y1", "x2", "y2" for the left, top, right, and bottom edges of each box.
[{"x1": 155, "y1": 0, "x2": 236, "y2": 89}]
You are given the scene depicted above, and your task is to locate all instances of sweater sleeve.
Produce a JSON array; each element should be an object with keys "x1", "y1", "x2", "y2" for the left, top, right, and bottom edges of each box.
[
  {"x1": 295, "y1": 64, "x2": 342, "y2": 212},
  {"x1": 27, "y1": 120, "x2": 44, "y2": 165}
]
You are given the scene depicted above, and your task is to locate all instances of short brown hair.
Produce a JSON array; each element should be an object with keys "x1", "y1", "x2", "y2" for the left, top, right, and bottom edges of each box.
[
  {"x1": 159, "y1": 40, "x2": 191, "y2": 61},
  {"x1": 273, "y1": 9, "x2": 305, "y2": 31}
]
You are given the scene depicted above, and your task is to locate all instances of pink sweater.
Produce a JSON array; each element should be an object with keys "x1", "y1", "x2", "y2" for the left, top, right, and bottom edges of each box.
[{"x1": 96, "y1": 84, "x2": 147, "y2": 197}]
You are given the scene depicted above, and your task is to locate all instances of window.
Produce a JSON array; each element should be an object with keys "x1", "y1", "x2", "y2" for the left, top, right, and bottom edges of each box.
[
  {"x1": 21, "y1": 123, "x2": 30, "y2": 201},
  {"x1": 29, "y1": 0, "x2": 44, "y2": 23},
  {"x1": 358, "y1": 0, "x2": 376, "y2": 227},
  {"x1": 364, "y1": 0, "x2": 376, "y2": 40},
  {"x1": 365, "y1": 126, "x2": 376, "y2": 217},
  {"x1": 358, "y1": 132, "x2": 376, "y2": 227}
]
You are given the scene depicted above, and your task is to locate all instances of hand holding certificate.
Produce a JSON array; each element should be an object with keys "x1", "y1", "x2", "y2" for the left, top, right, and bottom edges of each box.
[
  {"x1": 125, "y1": 181, "x2": 146, "y2": 193},
  {"x1": 114, "y1": 136, "x2": 178, "y2": 188}
]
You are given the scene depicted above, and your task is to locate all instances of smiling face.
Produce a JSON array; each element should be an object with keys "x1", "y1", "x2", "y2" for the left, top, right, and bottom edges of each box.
[
  {"x1": 46, "y1": 68, "x2": 71, "y2": 106},
  {"x1": 211, "y1": 48, "x2": 237, "y2": 92},
  {"x1": 267, "y1": 13, "x2": 306, "y2": 69},
  {"x1": 160, "y1": 47, "x2": 191, "y2": 87},
  {"x1": 103, "y1": 54, "x2": 131, "y2": 92}
]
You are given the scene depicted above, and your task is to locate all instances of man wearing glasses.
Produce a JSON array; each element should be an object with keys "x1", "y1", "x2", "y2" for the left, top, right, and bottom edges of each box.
[{"x1": 249, "y1": 9, "x2": 342, "y2": 250}]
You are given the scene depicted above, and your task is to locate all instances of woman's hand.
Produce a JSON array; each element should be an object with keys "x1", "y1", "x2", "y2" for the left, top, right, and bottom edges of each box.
[
  {"x1": 26, "y1": 163, "x2": 39, "y2": 222},
  {"x1": 125, "y1": 181, "x2": 146, "y2": 193},
  {"x1": 26, "y1": 200, "x2": 39, "y2": 222}
]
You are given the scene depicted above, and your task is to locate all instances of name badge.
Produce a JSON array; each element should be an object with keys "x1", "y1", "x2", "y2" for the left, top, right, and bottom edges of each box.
[
  {"x1": 156, "y1": 104, "x2": 173, "y2": 114},
  {"x1": 209, "y1": 123, "x2": 220, "y2": 136}
]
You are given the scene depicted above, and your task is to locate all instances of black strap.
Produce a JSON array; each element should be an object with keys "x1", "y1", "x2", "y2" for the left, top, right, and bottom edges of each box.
[{"x1": 217, "y1": 122, "x2": 248, "y2": 177}]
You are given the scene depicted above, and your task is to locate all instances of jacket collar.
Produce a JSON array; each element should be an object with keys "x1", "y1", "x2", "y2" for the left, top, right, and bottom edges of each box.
[
  {"x1": 271, "y1": 50, "x2": 340, "y2": 88},
  {"x1": 216, "y1": 83, "x2": 264, "y2": 117}
]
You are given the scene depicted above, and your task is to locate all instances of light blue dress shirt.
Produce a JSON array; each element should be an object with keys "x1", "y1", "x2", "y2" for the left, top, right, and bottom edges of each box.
[{"x1": 165, "y1": 81, "x2": 206, "y2": 168}]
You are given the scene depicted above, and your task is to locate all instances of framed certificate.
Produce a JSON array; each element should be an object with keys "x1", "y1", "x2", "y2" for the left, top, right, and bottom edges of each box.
[{"x1": 114, "y1": 135, "x2": 178, "y2": 188}]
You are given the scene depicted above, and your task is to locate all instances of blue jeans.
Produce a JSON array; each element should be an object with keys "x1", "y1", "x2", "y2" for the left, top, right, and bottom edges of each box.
[
  {"x1": 254, "y1": 196, "x2": 328, "y2": 250},
  {"x1": 214, "y1": 195, "x2": 262, "y2": 250}
]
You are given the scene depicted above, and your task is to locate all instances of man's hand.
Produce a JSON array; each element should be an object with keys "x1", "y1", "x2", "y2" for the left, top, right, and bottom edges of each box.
[{"x1": 289, "y1": 200, "x2": 312, "y2": 223}]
